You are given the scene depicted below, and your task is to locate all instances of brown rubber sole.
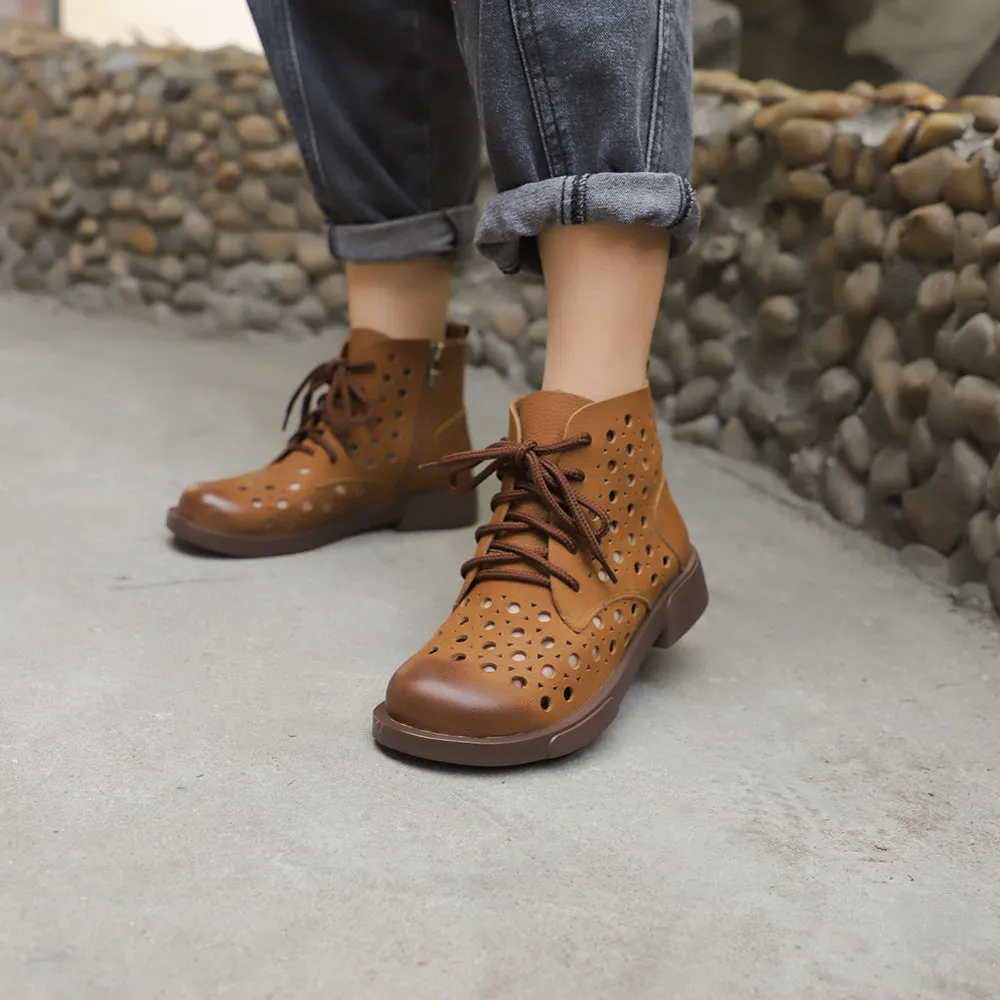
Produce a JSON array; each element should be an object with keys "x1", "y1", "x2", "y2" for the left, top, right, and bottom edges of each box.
[
  {"x1": 372, "y1": 550, "x2": 709, "y2": 767},
  {"x1": 166, "y1": 487, "x2": 478, "y2": 557}
]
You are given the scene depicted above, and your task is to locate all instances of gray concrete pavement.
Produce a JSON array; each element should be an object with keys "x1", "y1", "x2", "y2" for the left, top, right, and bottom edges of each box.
[{"x1": 1, "y1": 293, "x2": 998, "y2": 1000}]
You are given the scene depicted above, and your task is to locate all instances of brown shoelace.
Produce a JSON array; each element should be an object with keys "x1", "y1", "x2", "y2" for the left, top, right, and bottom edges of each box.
[
  {"x1": 432, "y1": 436, "x2": 618, "y2": 590},
  {"x1": 278, "y1": 346, "x2": 375, "y2": 462}
]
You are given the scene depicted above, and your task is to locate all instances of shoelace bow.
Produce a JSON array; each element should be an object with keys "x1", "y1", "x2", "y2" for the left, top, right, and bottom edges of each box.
[
  {"x1": 432, "y1": 436, "x2": 618, "y2": 591},
  {"x1": 278, "y1": 347, "x2": 375, "y2": 462}
]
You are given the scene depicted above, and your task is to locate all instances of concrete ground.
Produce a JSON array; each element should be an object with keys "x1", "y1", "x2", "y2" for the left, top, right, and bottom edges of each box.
[{"x1": 1, "y1": 293, "x2": 998, "y2": 1000}]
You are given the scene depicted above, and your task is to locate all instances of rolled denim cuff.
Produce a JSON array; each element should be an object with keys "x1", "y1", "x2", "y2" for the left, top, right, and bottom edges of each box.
[
  {"x1": 476, "y1": 172, "x2": 700, "y2": 275},
  {"x1": 329, "y1": 204, "x2": 478, "y2": 263}
]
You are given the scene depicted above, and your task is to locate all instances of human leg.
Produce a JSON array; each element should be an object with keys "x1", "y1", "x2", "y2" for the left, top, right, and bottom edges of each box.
[
  {"x1": 167, "y1": 0, "x2": 482, "y2": 555},
  {"x1": 374, "y1": 0, "x2": 708, "y2": 765}
]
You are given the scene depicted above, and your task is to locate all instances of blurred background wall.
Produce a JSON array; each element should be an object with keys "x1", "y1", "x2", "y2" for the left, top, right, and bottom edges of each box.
[
  {"x1": 61, "y1": 0, "x2": 261, "y2": 50},
  {"x1": 6, "y1": 0, "x2": 1000, "y2": 99}
]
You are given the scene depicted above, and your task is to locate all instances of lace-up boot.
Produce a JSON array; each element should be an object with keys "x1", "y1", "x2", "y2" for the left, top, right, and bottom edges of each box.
[
  {"x1": 373, "y1": 386, "x2": 708, "y2": 766},
  {"x1": 167, "y1": 325, "x2": 476, "y2": 556}
]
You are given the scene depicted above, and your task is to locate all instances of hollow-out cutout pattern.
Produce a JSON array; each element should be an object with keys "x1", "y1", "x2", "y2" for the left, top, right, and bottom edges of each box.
[
  {"x1": 414, "y1": 580, "x2": 653, "y2": 725},
  {"x1": 585, "y1": 408, "x2": 675, "y2": 595},
  {"x1": 179, "y1": 343, "x2": 426, "y2": 533},
  {"x1": 346, "y1": 352, "x2": 423, "y2": 477},
  {"x1": 409, "y1": 406, "x2": 676, "y2": 728}
]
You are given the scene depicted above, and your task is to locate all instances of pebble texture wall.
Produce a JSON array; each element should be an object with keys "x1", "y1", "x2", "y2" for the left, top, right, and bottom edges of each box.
[
  {"x1": 660, "y1": 70, "x2": 1000, "y2": 617},
  {"x1": 0, "y1": 27, "x2": 347, "y2": 336},
  {"x1": 3, "y1": 25, "x2": 1000, "y2": 618}
]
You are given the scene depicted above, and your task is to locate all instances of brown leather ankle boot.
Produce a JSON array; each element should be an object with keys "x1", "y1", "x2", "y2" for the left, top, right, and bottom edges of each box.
[
  {"x1": 167, "y1": 324, "x2": 477, "y2": 556},
  {"x1": 372, "y1": 386, "x2": 708, "y2": 766}
]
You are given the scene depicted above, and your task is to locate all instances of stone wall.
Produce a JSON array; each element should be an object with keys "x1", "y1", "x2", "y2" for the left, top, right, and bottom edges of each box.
[
  {"x1": 661, "y1": 72, "x2": 1000, "y2": 616},
  {"x1": 732, "y1": 0, "x2": 1000, "y2": 98},
  {"x1": 0, "y1": 25, "x2": 347, "y2": 335}
]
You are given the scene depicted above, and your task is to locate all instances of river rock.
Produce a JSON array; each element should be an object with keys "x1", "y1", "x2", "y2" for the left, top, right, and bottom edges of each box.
[
  {"x1": 909, "y1": 417, "x2": 941, "y2": 482},
  {"x1": 944, "y1": 157, "x2": 992, "y2": 213},
  {"x1": 956, "y1": 265, "x2": 989, "y2": 321},
  {"x1": 951, "y1": 313, "x2": 1000, "y2": 377},
  {"x1": 987, "y1": 456, "x2": 1000, "y2": 510},
  {"x1": 856, "y1": 317, "x2": 901, "y2": 384},
  {"x1": 251, "y1": 231, "x2": 295, "y2": 263},
  {"x1": 871, "y1": 361, "x2": 911, "y2": 439},
  {"x1": 765, "y1": 253, "x2": 807, "y2": 294},
  {"x1": 674, "y1": 376, "x2": 721, "y2": 423},
  {"x1": 954, "y1": 212, "x2": 988, "y2": 269},
  {"x1": 646, "y1": 355, "x2": 675, "y2": 399},
  {"x1": 876, "y1": 262, "x2": 919, "y2": 324},
  {"x1": 833, "y1": 194, "x2": 866, "y2": 257},
  {"x1": 968, "y1": 510, "x2": 999, "y2": 565},
  {"x1": 316, "y1": 272, "x2": 348, "y2": 311},
  {"x1": 695, "y1": 339, "x2": 736, "y2": 379},
  {"x1": 903, "y1": 448, "x2": 982, "y2": 553},
  {"x1": 853, "y1": 147, "x2": 878, "y2": 195},
  {"x1": 837, "y1": 414, "x2": 874, "y2": 476},
  {"x1": 955, "y1": 375, "x2": 1000, "y2": 445},
  {"x1": 899, "y1": 358, "x2": 938, "y2": 415},
  {"x1": 898, "y1": 203, "x2": 955, "y2": 264},
  {"x1": 757, "y1": 295, "x2": 800, "y2": 342},
  {"x1": 916, "y1": 270, "x2": 955, "y2": 322},
  {"x1": 981, "y1": 228, "x2": 1000, "y2": 269},
  {"x1": 700, "y1": 234, "x2": 740, "y2": 268},
  {"x1": 181, "y1": 210, "x2": 214, "y2": 251},
  {"x1": 825, "y1": 459, "x2": 867, "y2": 528},
  {"x1": 786, "y1": 169, "x2": 832, "y2": 202},
  {"x1": 927, "y1": 375, "x2": 965, "y2": 441},
  {"x1": 236, "y1": 113, "x2": 280, "y2": 147},
  {"x1": 857, "y1": 209, "x2": 887, "y2": 259},
  {"x1": 741, "y1": 384, "x2": 781, "y2": 438},
  {"x1": 718, "y1": 417, "x2": 759, "y2": 461},
  {"x1": 910, "y1": 111, "x2": 968, "y2": 156},
  {"x1": 688, "y1": 294, "x2": 738, "y2": 340},
  {"x1": 829, "y1": 133, "x2": 858, "y2": 187},
  {"x1": 294, "y1": 233, "x2": 336, "y2": 276},
  {"x1": 878, "y1": 110, "x2": 924, "y2": 167},
  {"x1": 753, "y1": 91, "x2": 868, "y2": 133},
  {"x1": 810, "y1": 315, "x2": 854, "y2": 369},
  {"x1": 789, "y1": 448, "x2": 825, "y2": 501},
  {"x1": 990, "y1": 558, "x2": 1000, "y2": 613},
  {"x1": 777, "y1": 118, "x2": 836, "y2": 168},
  {"x1": 815, "y1": 366, "x2": 863, "y2": 419},
  {"x1": 842, "y1": 262, "x2": 881, "y2": 320},
  {"x1": 951, "y1": 438, "x2": 991, "y2": 507},
  {"x1": 869, "y1": 446, "x2": 911, "y2": 501},
  {"x1": 890, "y1": 147, "x2": 957, "y2": 207},
  {"x1": 672, "y1": 414, "x2": 721, "y2": 447}
]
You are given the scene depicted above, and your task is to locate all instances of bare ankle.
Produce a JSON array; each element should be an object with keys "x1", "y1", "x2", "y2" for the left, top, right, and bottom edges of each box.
[{"x1": 346, "y1": 258, "x2": 454, "y2": 340}]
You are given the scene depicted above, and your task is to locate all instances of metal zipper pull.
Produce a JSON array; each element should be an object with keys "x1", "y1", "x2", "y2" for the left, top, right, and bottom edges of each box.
[{"x1": 427, "y1": 341, "x2": 444, "y2": 388}]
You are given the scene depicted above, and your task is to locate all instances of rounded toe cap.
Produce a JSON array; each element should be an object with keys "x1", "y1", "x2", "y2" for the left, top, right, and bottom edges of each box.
[
  {"x1": 174, "y1": 482, "x2": 250, "y2": 534},
  {"x1": 385, "y1": 656, "x2": 532, "y2": 739}
]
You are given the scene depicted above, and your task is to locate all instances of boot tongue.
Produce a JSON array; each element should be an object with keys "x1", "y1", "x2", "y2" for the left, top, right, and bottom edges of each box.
[
  {"x1": 499, "y1": 390, "x2": 593, "y2": 564},
  {"x1": 514, "y1": 391, "x2": 592, "y2": 444}
]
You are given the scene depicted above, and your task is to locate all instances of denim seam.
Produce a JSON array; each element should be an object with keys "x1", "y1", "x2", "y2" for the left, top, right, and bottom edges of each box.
[
  {"x1": 645, "y1": 0, "x2": 669, "y2": 171},
  {"x1": 676, "y1": 179, "x2": 695, "y2": 225},
  {"x1": 507, "y1": 0, "x2": 567, "y2": 177},
  {"x1": 570, "y1": 174, "x2": 588, "y2": 225},
  {"x1": 274, "y1": 0, "x2": 329, "y2": 202}
]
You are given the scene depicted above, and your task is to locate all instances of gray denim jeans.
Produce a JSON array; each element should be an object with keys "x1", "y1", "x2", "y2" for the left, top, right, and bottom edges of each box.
[{"x1": 246, "y1": 0, "x2": 698, "y2": 274}]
